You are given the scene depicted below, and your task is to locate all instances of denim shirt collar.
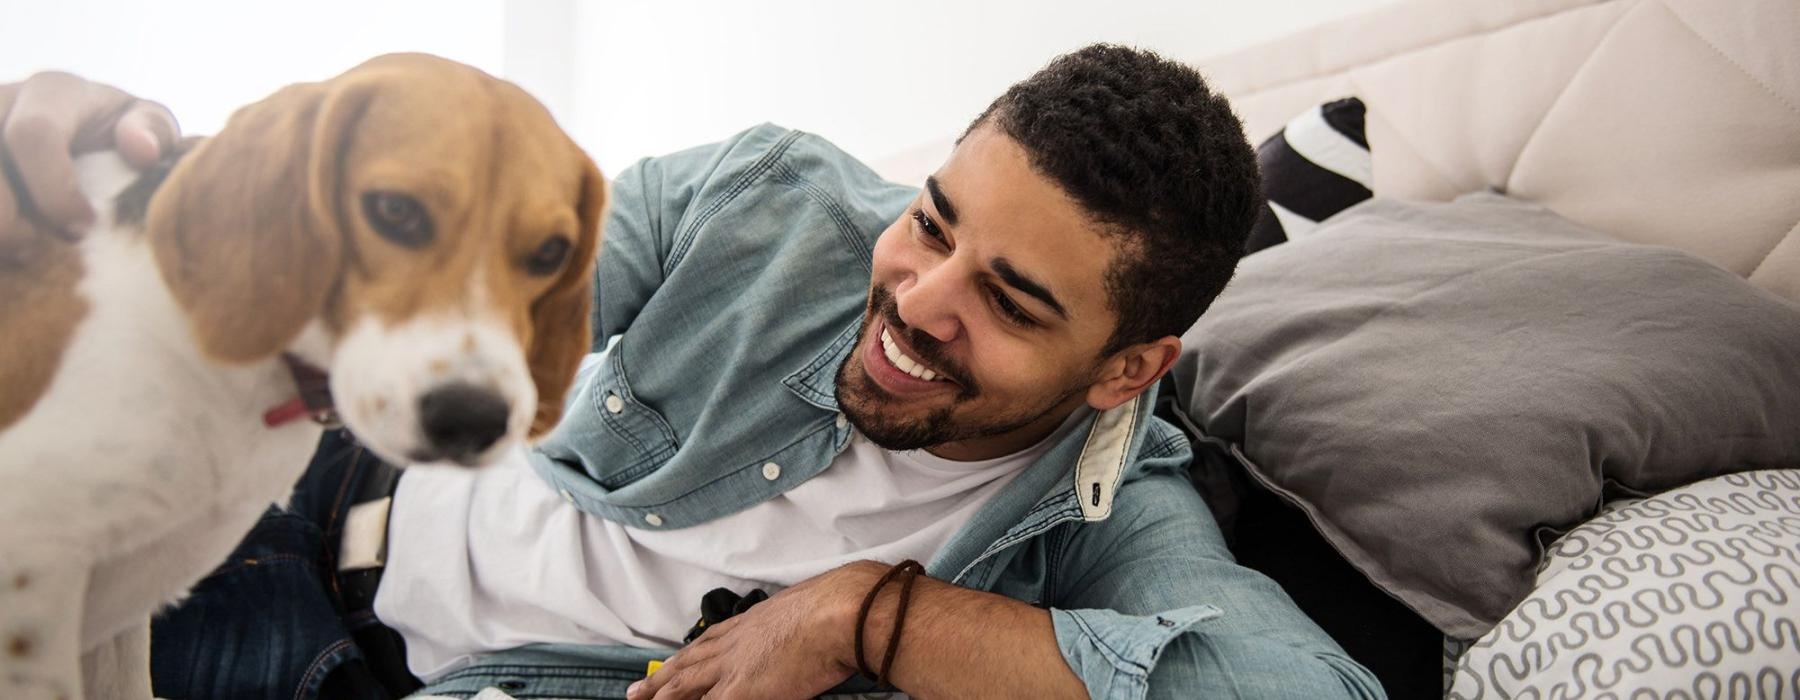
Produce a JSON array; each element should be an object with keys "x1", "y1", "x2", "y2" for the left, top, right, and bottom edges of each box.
[
  {"x1": 780, "y1": 316, "x2": 861, "y2": 413},
  {"x1": 928, "y1": 389, "x2": 1153, "y2": 585}
]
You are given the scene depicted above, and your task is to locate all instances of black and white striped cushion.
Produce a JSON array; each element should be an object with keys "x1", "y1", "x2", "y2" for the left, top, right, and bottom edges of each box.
[{"x1": 1245, "y1": 97, "x2": 1371, "y2": 255}]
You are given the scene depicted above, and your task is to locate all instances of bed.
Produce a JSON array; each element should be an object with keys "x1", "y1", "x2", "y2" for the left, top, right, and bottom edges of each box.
[{"x1": 870, "y1": 1, "x2": 1800, "y2": 697}]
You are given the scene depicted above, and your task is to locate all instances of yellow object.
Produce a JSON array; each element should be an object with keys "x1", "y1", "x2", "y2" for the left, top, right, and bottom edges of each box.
[{"x1": 646, "y1": 660, "x2": 664, "y2": 677}]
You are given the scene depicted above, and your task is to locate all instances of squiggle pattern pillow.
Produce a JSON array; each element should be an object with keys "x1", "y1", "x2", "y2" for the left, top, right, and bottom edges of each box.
[{"x1": 1449, "y1": 470, "x2": 1800, "y2": 698}]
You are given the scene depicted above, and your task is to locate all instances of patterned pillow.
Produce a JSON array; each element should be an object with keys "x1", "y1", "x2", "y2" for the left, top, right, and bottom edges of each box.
[
  {"x1": 1449, "y1": 470, "x2": 1800, "y2": 698},
  {"x1": 1244, "y1": 97, "x2": 1371, "y2": 254}
]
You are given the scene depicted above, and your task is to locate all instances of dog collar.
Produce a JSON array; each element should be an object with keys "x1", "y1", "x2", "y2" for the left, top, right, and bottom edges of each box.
[{"x1": 263, "y1": 354, "x2": 341, "y2": 428}]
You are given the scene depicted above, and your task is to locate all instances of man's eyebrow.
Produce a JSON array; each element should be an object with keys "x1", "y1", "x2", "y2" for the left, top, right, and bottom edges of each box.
[
  {"x1": 925, "y1": 175, "x2": 959, "y2": 227},
  {"x1": 992, "y1": 257, "x2": 1068, "y2": 320}
]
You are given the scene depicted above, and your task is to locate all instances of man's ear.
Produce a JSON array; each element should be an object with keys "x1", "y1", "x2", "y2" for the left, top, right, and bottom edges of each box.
[{"x1": 1085, "y1": 336, "x2": 1181, "y2": 411}]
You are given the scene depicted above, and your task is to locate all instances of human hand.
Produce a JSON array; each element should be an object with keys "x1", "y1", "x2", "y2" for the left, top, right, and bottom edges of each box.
[
  {"x1": 627, "y1": 562, "x2": 889, "y2": 700},
  {"x1": 0, "y1": 71, "x2": 179, "y2": 238}
]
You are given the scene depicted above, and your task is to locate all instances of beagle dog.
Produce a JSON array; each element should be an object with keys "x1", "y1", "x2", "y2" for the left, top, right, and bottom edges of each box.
[{"x1": 0, "y1": 53, "x2": 604, "y2": 699}]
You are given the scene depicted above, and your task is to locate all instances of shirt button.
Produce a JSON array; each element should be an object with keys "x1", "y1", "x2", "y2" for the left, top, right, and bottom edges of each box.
[
  {"x1": 835, "y1": 413, "x2": 848, "y2": 429},
  {"x1": 761, "y1": 462, "x2": 782, "y2": 481},
  {"x1": 644, "y1": 513, "x2": 664, "y2": 527},
  {"x1": 605, "y1": 393, "x2": 624, "y2": 414},
  {"x1": 558, "y1": 488, "x2": 574, "y2": 504}
]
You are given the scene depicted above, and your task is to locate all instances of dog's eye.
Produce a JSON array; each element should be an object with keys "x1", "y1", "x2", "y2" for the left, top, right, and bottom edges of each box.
[
  {"x1": 362, "y1": 191, "x2": 433, "y2": 248},
  {"x1": 526, "y1": 235, "x2": 572, "y2": 276}
]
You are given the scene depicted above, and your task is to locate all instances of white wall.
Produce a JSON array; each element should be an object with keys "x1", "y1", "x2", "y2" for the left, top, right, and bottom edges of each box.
[
  {"x1": 559, "y1": 0, "x2": 1394, "y2": 174},
  {"x1": 0, "y1": 0, "x2": 506, "y2": 138},
  {"x1": 1, "y1": 0, "x2": 1393, "y2": 176}
]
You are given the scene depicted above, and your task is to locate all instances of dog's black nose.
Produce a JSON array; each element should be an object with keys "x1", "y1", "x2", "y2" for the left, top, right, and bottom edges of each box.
[{"x1": 418, "y1": 383, "x2": 510, "y2": 464}]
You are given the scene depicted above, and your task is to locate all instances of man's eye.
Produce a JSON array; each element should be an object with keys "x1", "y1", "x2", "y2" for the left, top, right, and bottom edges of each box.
[
  {"x1": 911, "y1": 209, "x2": 945, "y2": 242},
  {"x1": 989, "y1": 286, "x2": 1035, "y2": 327}
]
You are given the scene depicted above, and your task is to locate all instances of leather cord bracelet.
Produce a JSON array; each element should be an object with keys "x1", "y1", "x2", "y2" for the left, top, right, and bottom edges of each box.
[{"x1": 853, "y1": 559, "x2": 925, "y2": 685}]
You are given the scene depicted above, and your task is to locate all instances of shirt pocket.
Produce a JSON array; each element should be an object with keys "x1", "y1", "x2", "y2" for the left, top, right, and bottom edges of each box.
[{"x1": 585, "y1": 343, "x2": 682, "y2": 488}]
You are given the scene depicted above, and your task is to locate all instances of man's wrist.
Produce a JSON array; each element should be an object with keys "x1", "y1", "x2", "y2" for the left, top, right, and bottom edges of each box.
[
  {"x1": 816, "y1": 561, "x2": 1084, "y2": 698},
  {"x1": 826, "y1": 559, "x2": 900, "y2": 674}
]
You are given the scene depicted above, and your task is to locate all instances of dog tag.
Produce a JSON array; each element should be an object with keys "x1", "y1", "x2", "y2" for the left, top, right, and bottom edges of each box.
[{"x1": 338, "y1": 497, "x2": 392, "y2": 571}]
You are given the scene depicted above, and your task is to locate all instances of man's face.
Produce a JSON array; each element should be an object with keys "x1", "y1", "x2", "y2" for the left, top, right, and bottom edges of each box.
[{"x1": 836, "y1": 125, "x2": 1124, "y2": 460}]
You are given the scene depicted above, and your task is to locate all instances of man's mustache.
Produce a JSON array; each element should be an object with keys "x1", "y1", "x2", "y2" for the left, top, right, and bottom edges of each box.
[{"x1": 870, "y1": 286, "x2": 977, "y2": 394}]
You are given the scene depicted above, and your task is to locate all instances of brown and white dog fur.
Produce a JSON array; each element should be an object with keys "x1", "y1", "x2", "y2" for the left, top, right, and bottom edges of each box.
[{"x1": 0, "y1": 54, "x2": 604, "y2": 699}]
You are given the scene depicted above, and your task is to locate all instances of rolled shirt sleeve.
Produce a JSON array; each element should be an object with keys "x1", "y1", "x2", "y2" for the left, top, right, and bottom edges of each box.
[
  {"x1": 1052, "y1": 605, "x2": 1222, "y2": 700},
  {"x1": 1046, "y1": 467, "x2": 1385, "y2": 699}
]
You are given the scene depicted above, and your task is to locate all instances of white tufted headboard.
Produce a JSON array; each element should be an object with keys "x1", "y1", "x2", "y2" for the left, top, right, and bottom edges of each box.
[{"x1": 873, "y1": 0, "x2": 1800, "y2": 303}]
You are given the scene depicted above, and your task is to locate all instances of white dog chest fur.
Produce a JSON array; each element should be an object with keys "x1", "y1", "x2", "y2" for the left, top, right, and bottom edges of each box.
[{"x1": 0, "y1": 153, "x2": 325, "y2": 683}]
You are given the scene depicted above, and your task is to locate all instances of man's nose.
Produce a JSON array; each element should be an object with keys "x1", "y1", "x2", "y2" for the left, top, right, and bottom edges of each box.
[{"x1": 894, "y1": 266, "x2": 966, "y2": 344}]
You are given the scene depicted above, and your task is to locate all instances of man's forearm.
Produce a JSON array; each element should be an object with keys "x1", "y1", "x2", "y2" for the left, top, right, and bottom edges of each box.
[{"x1": 840, "y1": 561, "x2": 1088, "y2": 700}]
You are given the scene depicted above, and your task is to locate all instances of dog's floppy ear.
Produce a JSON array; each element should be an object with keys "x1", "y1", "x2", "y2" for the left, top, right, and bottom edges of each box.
[
  {"x1": 527, "y1": 159, "x2": 606, "y2": 438},
  {"x1": 146, "y1": 78, "x2": 371, "y2": 363}
]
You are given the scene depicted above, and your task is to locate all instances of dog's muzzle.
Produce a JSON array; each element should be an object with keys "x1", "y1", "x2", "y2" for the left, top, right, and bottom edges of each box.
[{"x1": 414, "y1": 382, "x2": 510, "y2": 465}]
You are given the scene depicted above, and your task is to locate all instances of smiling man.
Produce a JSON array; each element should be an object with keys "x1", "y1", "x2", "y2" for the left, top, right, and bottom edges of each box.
[
  {"x1": 838, "y1": 133, "x2": 1141, "y2": 462},
  {"x1": 4, "y1": 45, "x2": 1381, "y2": 699}
]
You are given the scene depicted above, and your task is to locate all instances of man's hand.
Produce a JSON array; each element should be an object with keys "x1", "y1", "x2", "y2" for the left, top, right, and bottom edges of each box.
[
  {"x1": 0, "y1": 72, "x2": 179, "y2": 239},
  {"x1": 627, "y1": 562, "x2": 884, "y2": 700}
]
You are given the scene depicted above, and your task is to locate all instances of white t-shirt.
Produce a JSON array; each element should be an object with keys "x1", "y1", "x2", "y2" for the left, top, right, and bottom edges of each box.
[{"x1": 373, "y1": 410, "x2": 1089, "y2": 681}]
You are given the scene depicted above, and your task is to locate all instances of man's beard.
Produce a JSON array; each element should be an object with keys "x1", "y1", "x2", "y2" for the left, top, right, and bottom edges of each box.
[{"x1": 834, "y1": 285, "x2": 1080, "y2": 452}]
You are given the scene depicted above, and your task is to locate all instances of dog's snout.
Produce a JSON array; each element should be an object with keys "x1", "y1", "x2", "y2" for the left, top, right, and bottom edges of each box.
[{"x1": 418, "y1": 383, "x2": 510, "y2": 464}]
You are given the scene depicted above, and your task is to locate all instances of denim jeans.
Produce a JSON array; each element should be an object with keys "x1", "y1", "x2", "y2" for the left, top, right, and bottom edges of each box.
[{"x1": 150, "y1": 429, "x2": 413, "y2": 700}]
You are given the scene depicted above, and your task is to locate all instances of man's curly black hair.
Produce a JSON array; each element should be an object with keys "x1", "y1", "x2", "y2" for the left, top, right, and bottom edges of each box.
[{"x1": 964, "y1": 43, "x2": 1260, "y2": 356}]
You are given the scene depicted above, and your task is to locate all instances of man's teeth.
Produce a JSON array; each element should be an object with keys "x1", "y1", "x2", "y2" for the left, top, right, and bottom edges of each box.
[{"x1": 880, "y1": 328, "x2": 941, "y2": 382}]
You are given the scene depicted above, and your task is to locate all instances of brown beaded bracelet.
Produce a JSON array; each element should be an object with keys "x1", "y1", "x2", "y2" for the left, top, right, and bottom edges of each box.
[{"x1": 853, "y1": 559, "x2": 926, "y2": 685}]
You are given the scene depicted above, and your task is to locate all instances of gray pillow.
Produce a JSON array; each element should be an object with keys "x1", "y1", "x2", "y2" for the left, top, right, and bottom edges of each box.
[{"x1": 1172, "y1": 192, "x2": 1800, "y2": 640}]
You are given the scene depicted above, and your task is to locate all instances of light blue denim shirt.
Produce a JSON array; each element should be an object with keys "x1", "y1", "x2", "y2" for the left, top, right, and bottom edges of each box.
[{"x1": 410, "y1": 124, "x2": 1382, "y2": 700}]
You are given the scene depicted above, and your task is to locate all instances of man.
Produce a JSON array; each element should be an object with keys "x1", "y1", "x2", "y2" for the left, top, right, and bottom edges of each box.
[{"x1": 2, "y1": 46, "x2": 1382, "y2": 699}]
